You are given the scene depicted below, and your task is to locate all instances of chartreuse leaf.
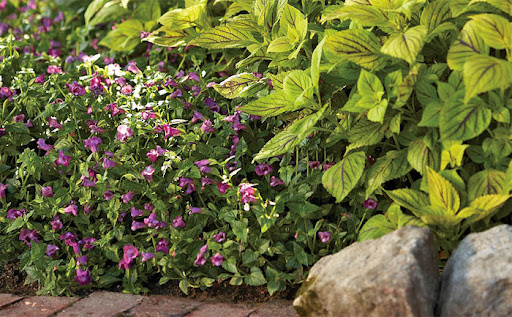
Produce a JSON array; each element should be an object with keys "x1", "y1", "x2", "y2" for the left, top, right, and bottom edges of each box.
[
  {"x1": 280, "y1": 4, "x2": 308, "y2": 40},
  {"x1": 213, "y1": 73, "x2": 265, "y2": 99},
  {"x1": 418, "y1": 205, "x2": 463, "y2": 227},
  {"x1": 267, "y1": 71, "x2": 291, "y2": 91},
  {"x1": 470, "y1": 14, "x2": 512, "y2": 50},
  {"x1": 394, "y1": 63, "x2": 422, "y2": 109},
  {"x1": 346, "y1": 118, "x2": 386, "y2": 151},
  {"x1": 440, "y1": 93, "x2": 492, "y2": 141},
  {"x1": 346, "y1": 0, "x2": 371, "y2": 4},
  {"x1": 145, "y1": 26, "x2": 188, "y2": 47},
  {"x1": 367, "y1": 99, "x2": 388, "y2": 123},
  {"x1": 322, "y1": 151, "x2": 366, "y2": 203},
  {"x1": 467, "y1": 169, "x2": 506, "y2": 201},
  {"x1": 366, "y1": 149, "x2": 411, "y2": 197},
  {"x1": 87, "y1": 1, "x2": 129, "y2": 27},
  {"x1": 158, "y1": 4, "x2": 204, "y2": 29},
  {"x1": 325, "y1": 29, "x2": 386, "y2": 70},
  {"x1": 427, "y1": 167, "x2": 460, "y2": 214},
  {"x1": 311, "y1": 37, "x2": 326, "y2": 92},
  {"x1": 462, "y1": 194, "x2": 512, "y2": 224},
  {"x1": 239, "y1": 92, "x2": 295, "y2": 116},
  {"x1": 469, "y1": 0, "x2": 512, "y2": 15},
  {"x1": 440, "y1": 143, "x2": 468, "y2": 170},
  {"x1": 407, "y1": 139, "x2": 440, "y2": 175},
  {"x1": 85, "y1": 0, "x2": 109, "y2": 25},
  {"x1": 447, "y1": 21, "x2": 488, "y2": 71},
  {"x1": 253, "y1": 106, "x2": 327, "y2": 161},
  {"x1": 381, "y1": 26, "x2": 428, "y2": 64},
  {"x1": 463, "y1": 55, "x2": 512, "y2": 103},
  {"x1": 420, "y1": 0, "x2": 451, "y2": 35},
  {"x1": 387, "y1": 204, "x2": 426, "y2": 228},
  {"x1": 267, "y1": 36, "x2": 294, "y2": 53},
  {"x1": 505, "y1": 160, "x2": 512, "y2": 193},
  {"x1": 283, "y1": 70, "x2": 313, "y2": 100},
  {"x1": 386, "y1": 188, "x2": 430, "y2": 217},
  {"x1": 189, "y1": 24, "x2": 256, "y2": 49},
  {"x1": 357, "y1": 70, "x2": 384, "y2": 98},
  {"x1": 321, "y1": 4, "x2": 390, "y2": 27},
  {"x1": 358, "y1": 215, "x2": 395, "y2": 241}
]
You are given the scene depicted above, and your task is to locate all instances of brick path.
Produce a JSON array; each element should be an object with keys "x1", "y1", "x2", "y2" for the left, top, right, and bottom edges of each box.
[{"x1": 0, "y1": 291, "x2": 297, "y2": 317}]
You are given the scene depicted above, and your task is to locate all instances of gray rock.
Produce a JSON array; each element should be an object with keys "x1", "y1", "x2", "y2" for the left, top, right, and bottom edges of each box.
[
  {"x1": 437, "y1": 224, "x2": 512, "y2": 317},
  {"x1": 293, "y1": 226, "x2": 438, "y2": 317}
]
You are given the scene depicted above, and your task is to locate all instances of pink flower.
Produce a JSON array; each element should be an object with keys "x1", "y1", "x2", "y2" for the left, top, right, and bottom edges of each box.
[
  {"x1": 47, "y1": 65, "x2": 63, "y2": 74},
  {"x1": 120, "y1": 84, "x2": 132, "y2": 95},
  {"x1": 308, "y1": 161, "x2": 321, "y2": 169},
  {"x1": 131, "y1": 221, "x2": 146, "y2": 231},
  {"x1": 48, "y1": 117, "x2": 62, "y2": 129},
  {"x1": 35, "y1": 73, "x2": 45, "y2": 84},
  {"x1": 213, "y1": 232, "x2": 226, "y2": 243},
  {"x1": 103, "y1": 191, "x2": 113, "y2": 200},
  {"x1": 141, "y1": 252, "x2": 155, "y2": 262},
  {"x1": 19, "y1": 229, "x2": 38, "y2": 247},
  {"x1": 172, "y1": 215, "x2": 185, "y2": 228},
  {"x1": 178, "y1": 178, "x2": 196, "y2": 194},
  {"x1": 318, "y1": 231, "x2": 331, "y2": 243},
  {"x1": 13, "y1": 114, "x2": 25, "y2": 122},
  {"x1": 200, "y1": 119, "x2": 215, "y2": 133},
  {"x1": 269, "y1": 176, "x2": 285, "y2": 187},
  {"x1": 210, "y1": 253, "x2": 224, "y2": 266},
  {"x1": 194, "y1": 253, "x2": 206, "y2": 266},
  {"x1": 194, "y1": 159, "x2": 211, "y2": 173},
  {"x1": 46, "y1": 244, "x2": 59, "y2": 258},
  {"x1": 156, "y1": 239, "x2": 169, "y2": 254},
  {"x1": 188, "y1": 72, "x2": 200, "y2": 82},
  {"x1": 217, "y1": 182, "x2": 230, "y2": 194},
  {"x1": 82, "y1": 237, "x2": 97, "y2": 250},
  {"x1": 144, "y1": 203, "x2": 154, "y2": 212},
  {"x1": 0, "y1": 183, "x2": 7, "y2": 199},
  {"x1": 74, "y1": 268, "x2": 92, "y2": 285},
  {"x1": 188, "y1": 206, "x2": 203, "y2": 214},
  {"x1": 117, "y1": 125, "x2": 133, "y2": 142},
  {"x1": 50, "y1": 215, "x2": 63, "y2": 231},
  {"x1": 363, "y1": 198, "x2": 378, "y2": 210},
  {"x1": 41, "y1": 186, "x2": 53, "y2": 197},
  {"x1": 84, "y1": 137, "x2": 102, "y2": 153},
  {"x1": 255, "y1": 164, "x2": 273, "y2": 176},
  {"x1": 201, "y1": 177, "x2": 216, "y2": 189},
  {"x1": 126, "y1": 60, "x2": 140, "y2": 74},
  {"x1": 121, "y1": 191, "x2": 135, "y2": 203},
  {"x1": 322, "y1": 162, "x2": 335, "y2": 171},
  {"x1": 7, "y1": 208, "x2": 25, "y2": 220},
  {"x1": 102, "y1": 158, "x2": 116, "y2": 169},
  {"x1": 55, "y1": 150, "x2": 71, "y2": 167},
  {"x1": 162, "y1": 124, "x2": 180, "y2": 139},
  {"x1": 239, "y1": 183, "x2": 257, "y2": 204},
  {"x1": 142, "y1": 165, "x2": 155, "y2": 182},
  {"x1": 64, "y1": 204, "x2": 78, "y2": 216},
  {"x1": 123, "y1": 244, "x2": 139, "y2": 262},
  {"x1": 191, "y1": 110, "x2": 204, "y2": 124},
  {"x1": 67, "y1": 81, "x2": 85, "y2": 96}
]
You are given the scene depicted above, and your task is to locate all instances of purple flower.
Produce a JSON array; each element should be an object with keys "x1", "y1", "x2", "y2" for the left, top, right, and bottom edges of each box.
[
  {"x1": 144, "y1": 213, "x2": 159, "y2": 228},
  {"x1": 308, "y1": 161, "x2": 321, "y2": 169},
  {"x1": 82, "y1": 237, "x2": 97, "y2": 250},
  {"x1": 81, "y1": 177, "x2": 96, "y2": 188},
  {"x1": 269, "y1": 176, "x2": 285, "y2": 187},
  {"x1": 7, "y1": 208, "x2": 25, "y2": 220},
  {"x1": 131, "y1": 221, "x2": 147, "y2": 231},
  {"x1": 239, "y1": 183, "x2": 257, "y2": 204},
  {"x1": 322, "y1": 162, "x2": 335, "y2": 171},
  {"x1": 54, "y1": 11, "x2": 64, "y2": 23},
  {"x1": 172, "y1": 215, "x2": 186, "y2": 228},
  {"x1": 37, "y1": 138, "x2": 54, "y2": 152},
  {"x1": 64, "y1": 204, "x2": 78, "y2": 216},
  {"x1": 55, "y1": 150, "x2": 71, "y2": 167},
  {"x1": 34, "y1": 73, "x2": 45, "y2": 84},
  {"x1": 41, "y1": 186, "x2": 53, "y2": 197},
  {"x1": 217, "y1": 182, "x2": 230, "y2": 194},
  {"x1": 13, "y1": 114, "x2": 25, "y2": 122},
  {"x1": 68, "y1": 81, "x2": 85, "y2": 96},
  {"x1": 131, "y1": 206, "x2": 143, "y2": 217},
  {"x1": 141, "y1": 252, "x2": 155, "y2": 262},
  {"x1": 201, "y1": 177, "x2": 216, "y2": 189},
  {"x1": 318, "y1": 231, "x2": 331, "y2": 243},
  {"x1": 123, "y1": 245, "x2": 139, "y2": 263},
  {"x1": 142, "y1": 165, "x2": 155, "y2": 182},
  {"x1": 191, "y1": 110, "x2": 204, "y2": 124},
  {"x1": 19, "y1": 229, "x2": 38, "y2": 247},
  {"x1": 84, "y1": 136, "x2": 102, "y2": 153},
  {"x1": 147, "y1": 146, "x2": 167, "y2": 162},
  {"x1": 156, "y1": 239, "x2": 169, "y2": 254},
  {"x1": 170, "y1": 88, "x2": 182, "y2": 99},
  {"x1": 77, "y1": 255, "x2": 88, "y2": 265},
  {"x1": 46, "y1": 244, "x2": 59, "y2": 258},
  {"x1": 0, "y1": 86, "x2": 12, "y2": 99},
  {"x1": 188, "y1": 206, "x2": 203, "y2": 214},
  {"x1": 48, "y1": 117, "x2": 63, "y2": 129},
  {"x1": 363, "y1": 198, "x2": 378, "y2": 210},
  {"x1": 121, "y1": 84, "x2": 132, "y2": 95},
  {"x1": 60, "y1": 232, "x2": 77, "y2": 246},
  {"x1": 74, "y1": 268, "x2": 92, "y2": 286},
  {"x1": 178, "y1": 178, "x2": 196, "y2": 194},
  {"x1": 103, "y1": 191, "x2": 113, "y2": 201},
  {"x1": 121, "y1": 191, "x2": 135, "y2": 203},
  {"x1": 200, "y1": 119, "x2": 215, "y2": 133},
  {"x1": 162, "y1": 124, "x2": 181, "y2": 139},
  {"x1": 144, "y1": 203, "x2": 154, "y2": 212},
  {"x1": 213, "y1": 232, "x2": 226, "y2": 243},
  {"x1": 194, "y1": 159, "x2": 211, "y2": 173},
  {"x1": 47, "y1": 65, "x2": 63, "y2": 74},
  {"x1": 255, "y1": 164, "x2": 273, "y2": 176},
  {"x1": 126, "y1": 60, "x2": 140, "y2": 74},
  {"x1": 194, "y1": 253, "x2": 206, "y2": 266},
  {"x1": 210, "y1": 253, "x2": 224, "y2": 266},
  {"x1": 188, "y1": 72, "x2": 200, "y2": 82},
  {"x1": 117, "y1": 125, "x2": 133, "y2": 142},
  {"x1": 50, "y1": 215, "x2": 63, "y2": 231},
  {"x1": 0, "y1": 183, "x2": 7, "y2": 199},
  {"x1": 102, "y1": 158, "x2": 116, "y2": 169}
]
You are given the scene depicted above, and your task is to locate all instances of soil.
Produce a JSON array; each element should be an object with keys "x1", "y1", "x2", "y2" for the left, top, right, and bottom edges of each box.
[{"x1": 0, "y1": 261, "x2": 299, "y2": 304}]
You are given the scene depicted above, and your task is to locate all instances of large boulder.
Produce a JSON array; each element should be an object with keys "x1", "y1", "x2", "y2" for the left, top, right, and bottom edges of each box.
[
  {"x1": 437, "y1": 224, "x2": 512, "y2": 316},
  {"x1": 293, "y1": 226, "x2": 438, "y2": 317}
]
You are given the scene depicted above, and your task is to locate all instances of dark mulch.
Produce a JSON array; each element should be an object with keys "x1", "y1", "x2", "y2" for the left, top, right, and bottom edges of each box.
[{"x1": 0, "y1": 262, "x2": 38, "y2": 296}]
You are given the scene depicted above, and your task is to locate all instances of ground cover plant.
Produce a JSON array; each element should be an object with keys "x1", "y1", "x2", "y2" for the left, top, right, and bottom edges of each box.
[{"x1": 1, "y1": 0, "x2": 512, "y2": 296}]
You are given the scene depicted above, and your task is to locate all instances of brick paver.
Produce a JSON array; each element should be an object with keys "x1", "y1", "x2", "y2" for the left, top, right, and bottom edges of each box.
[
  {"x1": 186, "y1": 302, "x2": 255, "y2": 317},
  {"x1": 0, "y1": 296, "x2": 77, "y2": 317},
  {"x1": 125, "y1": 295, "x2": 200, "y2": 317},
  {"x1": 56, "y1": 291, "x2": 143, "y2": 317},
  {"x1": 0, "y1": 294, "x2": 23, "y2": 308}
]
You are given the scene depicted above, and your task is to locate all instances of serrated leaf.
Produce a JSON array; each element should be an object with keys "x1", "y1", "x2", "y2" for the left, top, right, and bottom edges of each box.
[
  {"x1": 466, "y1": 194, "x2": 511, "y2": 224},
  {"x1": 420, "y1": 0, "x2": 451, "y2": 35},
  {"x1": 427, "y1": 167, "x2": 460, "y2": 214},
  {"x1": 283, "y1": 70, "x2": 313, "y2": 100},
  {"x1": 440, "y1": 92, "x2": 492, "y2": 141},
  {"x1": 280, "y1": 4, "x2": 308, "y2": 40},
  {"x1": 447, "y1": 21, "x2": 488, "y2": 71},
  {"x1": 4, "y1": 122, "x2": 30, "y2": 134},
  {"x1": 381, "y1": 26, "x2": 427, "y2": 64},
  {"x1": 267, "y1": 71, "x2": 290, "y2": 91},
  {"x1": 254, "y1": 107, "x2": 326, "y2": 161},
  {"x1": 267, "y1": 36, "x2": 294, "y2": 53},
  {"x1": 190, "y1": 24, "x2": 256, "y2": 49},
  {"x1": 440, "y1": 144, "x2": 468, "y2": 170},
  {"x1": 463, "y1": 55, "x2": 512, "y2": 103},
  {"x1": 407, "y1": 139, "x2": 440, "y2": 175},
  {"x1": 366, "y1": 149, "x2": 412, "y2": 197},
  {"x1": 346, "y1": 118, "x2": 386, "y2": 151},
  {"x1": 245, "y1": 267, "x2": 266, "y2": 286},
  {"x1": 321, "y1": 4, "x2": 390, "y2": 27},
  {"x1": 387, "y1": 188, "x2": 430, "y2": 217},
  {"x1": 470, "y1": 14, "x2": 512, "y2": 50},
  {"x1": 418, "y1": 205, "x2": 462, "y2": 226},
  {"x1": 239, "y1": 91, "x2": 296, "y2": 117},
  {"x1": 470, "y1": 0, "x2": 512, "y2": 15},
  {"x1": 325, "y1": 29, "x2": 386, "y2": 70},
  {"x1": 358, "y1": 215, "x2": 395, "y2": 241},
  {"x1": 322, "y1": 151, "x2": 366, "y2": 203},
  {"x1": 467, "y1": 169, "x2": 506, "y2": 201},
  {"x1": 213, "y1": 73, "x2": 264, "y2": 99},
  {"x1": 387, "y1": 204, "x2": 426, "y2": 228}
]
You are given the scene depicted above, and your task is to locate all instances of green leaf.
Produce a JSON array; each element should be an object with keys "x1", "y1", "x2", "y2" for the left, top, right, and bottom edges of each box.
[
  {"x1": 4, "y1": 122, "x2": 30, "y2": 134},
  {"x1": 407, "y1": 139, "x2": 440, "y2": 175},
  {"x1": 463, "y1": 194, "x2": 512, "y2": 224},
  {"x1": 267, "y1": 36, "x2": 294, "y2": 53},
  {"x1": 394, "y1": 63, "x2": 423, "y2": 109},
  {"x1": 418, "y1": 101, "x2": 442, "y2": 127},
  {"x1": 387, "y1": 188, "x2": 430, "y2": 217},
  {"x1": 470, "y1": 14, "x2": 512, "y2": 50},
  {"x1": 311, "y1": 37, "x2": 326, "y2": 92},
  {"x1": 267, "y1": 71, "x2": 291, "y2": 91},
  {"x1": 463, "y1": 55, "x2": 512, "y2": 103},
  {"x1": 322, "y1": 151, "x2": 366, "y2": 203},
  {"x1": 347, "y1": 118, "x2": 386, "y2": 151},
  {"x1": 467, "y1": 169, "x2": 506, "y2": 201},
  {"x1": 145, "y1": 26, "x2": 188, "y2": 47},
  {"x1": 427, "y1": 167, "x2": 460, "y2": 214},
  {"x1": 358, "y1": 215, "x2": 395, "y2": 242},
  {"x1": 325, "y1": 29, "x2": 386, "y2": 70},
  {"x1": 367, "y1": 99, "x2": 388, "y2": 123},
  {"x1": 6, "y1": 217, "x2": 25, "y2": 233},
  {"x1": 283, "y1": 70, "x2": 313, "y2": 100},
  {"x1": 321, "y1": 4, "x2": 390, "y2": 27},
  {"x1": 85, "y1": 0, "x2": 110, "y2": 25},
  {"x1": 280, "y1": 4, "x2": 308, "y2": 40},
  {"x1": 381, "y1": 26, "x2": 427, "y2": 64},
  {"x1": 87, "y1": 2, "x2": 129, "y2": 27},
  {"x1": 469, "y1": 0, "x2": 512, "y2": 15},
  {"x1": 239, "y1": 91, "x2": 296, "y2": 117},
  {"x1": 213, "y1": 73, "x2": 265, "y2": 99},
  {"x1": 440, "y1": 143, "x2": 468, "y2": 170},
  {"x1": 447, "y1": 21, "x2": 488, "y2": 71},
  {"x1": 253, "y1": 107, "x2": 326, "y2": 161},
  {"x1": 366, "y1": 149, "x2": 412, "y2": 197},
  {"x1": 245, "y1": 267, "x2": 266, "y2": 286},
  {"x1": 357, "y1": 69, "x2": 384, "y2": 98},
  {"x1": 440, "y1": 93, "x2": 492, "y2": 141},
  {"x1": 420, "y1": 0, "x2": 451, "y2": 35},
  {"x1": 387, "y1": 204, "x2": 426, "y2": 228},
  {"x1": 158, "y1": 5, "x2": 204, "y2": 29},
  {"x1": 505, "y1": 160, "x2": 512, "y2": 193},
  {"x1": 133, "y1": 0, "x2": 160, "y2": 23},
  {"x1": 99, "y1": 28, "x2": 140, "y2": 52},
  {"x1": 190, "y1": 24, "x2": 256, "y2": 49}
]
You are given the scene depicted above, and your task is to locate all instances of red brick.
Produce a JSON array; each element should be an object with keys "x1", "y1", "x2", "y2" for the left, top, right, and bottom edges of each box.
[
  {"x1": 55, "y1": 291, "x2": 143, "y2": 317},
  {"x1": 186, "y1": 302, "x2": 254, "y2": 317},
  {"x1": 0, "y1": 296, "x2": 77, "y2": 317},
  {"x1": 126, "y1": 295, "x2": 200, "y2": 317},
  {"x1": 0, "y1": 294, "x2": 23, "y2": 308},
  {"x1": 250, "y1": 301, "x2": 298, "y2": 317}
]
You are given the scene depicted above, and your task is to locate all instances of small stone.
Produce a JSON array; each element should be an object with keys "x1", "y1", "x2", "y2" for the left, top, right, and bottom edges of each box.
[
  {"x1": 293, "y1": 226, "x2": 438, "y2": 317},
  {"x1": 437, "y1": 224, "x2": 512, "y2": 316}
]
